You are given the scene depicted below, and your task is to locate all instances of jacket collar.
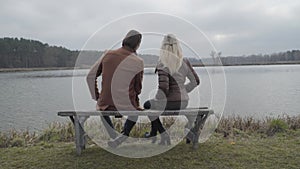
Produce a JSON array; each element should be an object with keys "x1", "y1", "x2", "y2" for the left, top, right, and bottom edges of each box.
[{"x1": 122, "y1": 46, "x2": 136, "y2": 54}]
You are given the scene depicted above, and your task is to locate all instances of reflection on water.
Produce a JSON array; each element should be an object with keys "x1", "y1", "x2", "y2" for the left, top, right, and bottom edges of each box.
[{"x1": 0, "y1": 65, "x2": 300, "y2": 131}]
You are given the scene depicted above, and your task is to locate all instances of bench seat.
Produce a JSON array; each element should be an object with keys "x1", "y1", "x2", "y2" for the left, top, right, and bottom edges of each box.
[{"x1": 58, "y1": 108, "x2": 213, "y2": 155}]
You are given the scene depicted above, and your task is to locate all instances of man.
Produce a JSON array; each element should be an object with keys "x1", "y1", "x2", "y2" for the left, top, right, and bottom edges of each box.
[{"x1": 86, "y1": 30, "x2": 144, "y2": 148}]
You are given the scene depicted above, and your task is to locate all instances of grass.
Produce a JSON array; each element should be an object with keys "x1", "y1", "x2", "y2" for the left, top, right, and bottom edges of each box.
[
  {"x1": 1, "y1": 115, "x2": 300, "y2": 168},
  {"x1": 1, "y1": 131, "x2": 300, "y2": 169}
]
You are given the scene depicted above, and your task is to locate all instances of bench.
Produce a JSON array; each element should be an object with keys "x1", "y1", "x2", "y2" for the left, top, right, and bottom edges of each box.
[{"x1": 58, "y1": 108, "x2": 214, "y2": 155}]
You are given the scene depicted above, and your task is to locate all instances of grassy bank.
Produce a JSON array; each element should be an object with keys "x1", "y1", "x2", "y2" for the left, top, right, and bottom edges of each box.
[
  {"x1": 1, "y1": 131, "x2": 300, "y2": 169},
  {"x1": 1, "y1": 116, "x2": 300, "y2": 168}
]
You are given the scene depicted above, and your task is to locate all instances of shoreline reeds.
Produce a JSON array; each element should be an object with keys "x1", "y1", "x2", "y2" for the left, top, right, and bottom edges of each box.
[{"x1": 1, "y1": 115, "x2": 299, "y2": 148}]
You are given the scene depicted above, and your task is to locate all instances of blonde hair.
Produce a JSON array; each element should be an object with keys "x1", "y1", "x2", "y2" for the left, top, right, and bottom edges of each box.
[{"x1": 159, "y1": 34, "x2": 183, "y2": 75}]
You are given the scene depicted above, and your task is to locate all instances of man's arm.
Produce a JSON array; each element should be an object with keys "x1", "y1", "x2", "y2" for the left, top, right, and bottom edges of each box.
[
  {"x1": 134, "y1": 60, "x2": 144, "y2": 109},
  {"x1": 134, "y1": 59, "x2": 144, "y2": 95},
  {"x1": 86, "y1": 56, "x2": 103, "y2": 101},
  {"x1": 134, "y1": 70, "x2": 143, "y2": 95}
]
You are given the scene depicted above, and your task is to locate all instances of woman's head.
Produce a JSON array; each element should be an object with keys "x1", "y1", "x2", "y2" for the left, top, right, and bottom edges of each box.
[{"x1": 159, "y1": 34, "x2": 183, "y2": 74}]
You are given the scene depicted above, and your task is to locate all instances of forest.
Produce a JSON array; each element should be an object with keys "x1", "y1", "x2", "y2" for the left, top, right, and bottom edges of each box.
[{"x1": 0, "y1": 37, "x2": 78, "y2": 68}]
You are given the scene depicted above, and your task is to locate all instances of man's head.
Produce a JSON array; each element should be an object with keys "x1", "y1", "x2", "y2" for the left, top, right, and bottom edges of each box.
[{"x1": 122, "y1": 30, "x2": 142, "y2": 52}]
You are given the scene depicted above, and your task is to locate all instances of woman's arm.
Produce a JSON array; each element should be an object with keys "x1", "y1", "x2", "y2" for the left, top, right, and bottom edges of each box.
[
  {"x1": 184, "y1": 59, "x2": 200, "y2": 93},
  {"x1": 155, "y1": 67, "x2": 170, "y2": 99}
]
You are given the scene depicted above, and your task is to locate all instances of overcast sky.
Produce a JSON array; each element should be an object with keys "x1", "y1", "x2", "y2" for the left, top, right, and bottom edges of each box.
[{"x1": 1, "y1": 0, "x2": 300, "y2": 57}]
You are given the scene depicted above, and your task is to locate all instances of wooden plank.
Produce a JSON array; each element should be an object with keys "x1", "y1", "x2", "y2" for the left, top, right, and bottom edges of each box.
[{"x1": 58, "y1": 108, "x2": 212, "y2": 117}]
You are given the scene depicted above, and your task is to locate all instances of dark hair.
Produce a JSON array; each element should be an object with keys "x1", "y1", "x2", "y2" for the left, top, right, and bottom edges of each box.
[{"x1": 122, "y1": 30, "x2": 142, "y2": 51}]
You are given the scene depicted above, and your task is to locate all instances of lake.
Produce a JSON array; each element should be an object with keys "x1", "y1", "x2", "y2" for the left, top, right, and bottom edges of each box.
[{"x1": 0, "y1": 65, "x2": 300, "y2": 131}]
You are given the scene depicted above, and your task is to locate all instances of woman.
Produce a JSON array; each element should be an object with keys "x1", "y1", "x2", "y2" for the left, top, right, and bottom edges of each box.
[{"x1": 144, "y1": 34, "x2": 200, "y2": 145}]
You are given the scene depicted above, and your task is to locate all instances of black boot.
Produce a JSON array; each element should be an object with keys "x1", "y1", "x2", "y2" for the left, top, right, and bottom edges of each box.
[
  {"x1": 144, "y1": 132, "x2": 157, "y2": 143},
  {"x1": 144, "y1": 119, "x2": 159, "y2": 143},
  {"x1": 101, "y1": 116, "x2": 118, "y2": 139},
  {"x1": 159, "y1": 132, "x2": 171, "y2": 145},
  {"x1": 123, "y1": 116, "x2": 137, "y2": 136},
  {"x1": 152, "y1": 118, "x2": 170, "y2": 145},
  {"x1": 108, "y1": 116, "x2": 137, "y2": 148},
  {"x1": 107, "y1": 134, "x2": 127, "y2": 148}
]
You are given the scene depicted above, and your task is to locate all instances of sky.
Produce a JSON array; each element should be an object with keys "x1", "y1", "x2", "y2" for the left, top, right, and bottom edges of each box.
[{"x1": 1, "y1": 0, "x2": 300, "y2": 57}]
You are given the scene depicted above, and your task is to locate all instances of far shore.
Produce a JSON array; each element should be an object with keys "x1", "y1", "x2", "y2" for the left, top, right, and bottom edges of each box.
[
  {"x1": 0, "y1": 67, "x2": 76, "y2": 73},
  {"x1": 1, "y1": 62, "x2": 300, "y2": 73}
]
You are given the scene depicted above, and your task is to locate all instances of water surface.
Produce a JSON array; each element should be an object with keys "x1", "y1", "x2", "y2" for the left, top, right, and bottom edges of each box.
[{"x1": 0, "y1": 65, "x2": 299, "y2": 131}]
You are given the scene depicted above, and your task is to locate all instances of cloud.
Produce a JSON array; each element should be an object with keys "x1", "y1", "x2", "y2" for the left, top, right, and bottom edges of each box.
[{"x1": 0, "y1": 0, "x2": 299, "y2": 56}]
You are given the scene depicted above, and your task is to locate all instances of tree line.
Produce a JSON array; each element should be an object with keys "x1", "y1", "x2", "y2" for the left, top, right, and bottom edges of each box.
[
  {"x1": 220, "y1": 50, "x2": 300, "y2": 65},
  {"x1": 0, "y1": 37, "x2": 158, "y2": 68},
  {"x1": 0, "y1": 37, "x2": 79, "y2": 68},
  {"x1": 0, "y1": 37, "x2": 300, "y2": 68}
]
